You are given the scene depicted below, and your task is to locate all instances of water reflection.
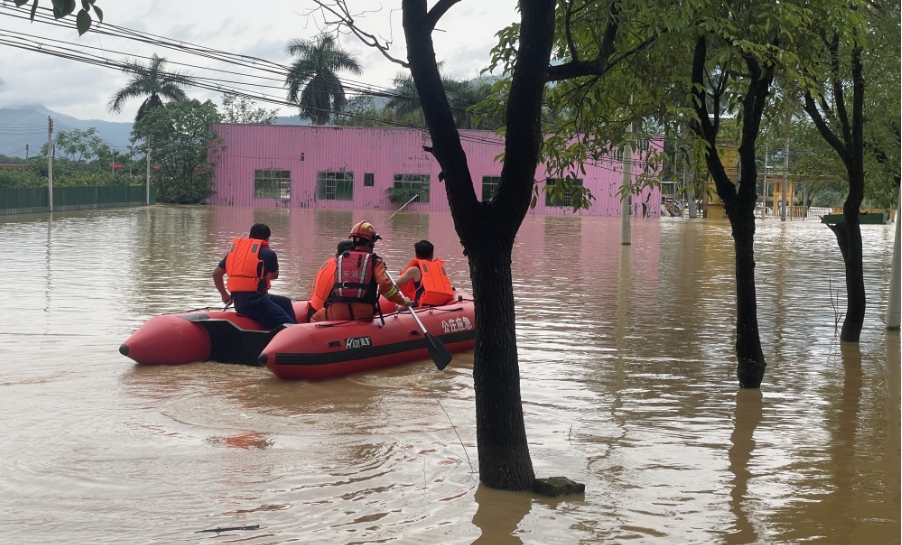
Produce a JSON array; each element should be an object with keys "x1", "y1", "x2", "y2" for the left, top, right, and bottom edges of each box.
[
  {"x1": 727, "y1": 389, "x2": 763, "y2": 544},
  {"x1": 471, "y1": 485, "x2": 531, "y2": 544}
]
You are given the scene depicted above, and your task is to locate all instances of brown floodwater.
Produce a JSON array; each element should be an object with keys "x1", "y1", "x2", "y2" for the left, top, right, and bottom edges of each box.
[{"x1": 0, "y1": 205, "x2": 898, "y2": 544}]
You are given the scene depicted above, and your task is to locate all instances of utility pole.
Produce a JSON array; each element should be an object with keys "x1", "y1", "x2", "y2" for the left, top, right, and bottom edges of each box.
[
  {"x1": 762, "y1": 145, "x2": 768, "y2": 219},
  {"x1": 146, "y1": 138, "x2": 152, "y2": 205},
  {"x1": 681, "y1": 157, "x2": 689, "y2": 217},
  {"x1": 887, "y1": 189, "x2": 901, "y2": 330},
  {"x1": 25, "y1": 144, "x2": 29, "y2": 162},
  {"x1": 620, "y1": 122, "x2": 633, "y2": 245},
  {"x1": 802, "y1": 184, "x2": 808, "y2": 219},
  {"x1": 781, "y1": 133, "x2": 789, "y2": 221},
  {"x1": 47, "y1": 116, "x2": 53, "y2": 213}
]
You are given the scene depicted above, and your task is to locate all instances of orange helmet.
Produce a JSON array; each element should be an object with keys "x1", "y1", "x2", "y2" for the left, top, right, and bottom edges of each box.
[{"x1": 349, "y1": 221, "x2": 381, "y2": 243}]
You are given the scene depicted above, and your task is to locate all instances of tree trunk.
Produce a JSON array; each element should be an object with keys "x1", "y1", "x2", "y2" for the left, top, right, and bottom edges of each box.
[
  {"x1": 834, "y1": 208, "x2": 866, "y2": 342},
  {"x1": 802, "y1": 41, "x2": 866, "y2": 342},
  {"x1": 468, "y1": 241, "x2": 534, "y2": 489},
  {"x1": 690, "y1": 35, "x2": 769, "y2": 388},
  {"x1": 729, "y1": 208, "x2": 766, "y2": 386}
]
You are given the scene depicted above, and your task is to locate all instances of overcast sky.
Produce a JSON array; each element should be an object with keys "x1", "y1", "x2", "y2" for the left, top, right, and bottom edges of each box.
[{"x1": 0, "y1": 0, "x2": 518, "y2": 122}]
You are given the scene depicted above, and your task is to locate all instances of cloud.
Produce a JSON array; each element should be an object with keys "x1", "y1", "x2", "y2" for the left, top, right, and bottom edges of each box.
[{"x1": 0, "y1": 0, "x2": 519, "y2": 121}]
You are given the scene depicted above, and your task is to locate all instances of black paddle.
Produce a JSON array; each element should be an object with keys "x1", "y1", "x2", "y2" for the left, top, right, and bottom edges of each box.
[{"x1": 384, "y1": 269, "x2": 452, "y2": 371}]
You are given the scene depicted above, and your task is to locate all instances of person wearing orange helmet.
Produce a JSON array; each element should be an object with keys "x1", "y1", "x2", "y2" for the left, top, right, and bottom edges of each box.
[{"x1": 309, "y1": 221, "x2": 412, "y2": 322}]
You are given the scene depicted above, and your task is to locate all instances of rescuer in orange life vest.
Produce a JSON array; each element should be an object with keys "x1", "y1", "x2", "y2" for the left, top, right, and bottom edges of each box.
[
  {"x1": 306, "y1": 238, "x2": 356, "y2": 322},
  {"x1": 309, "y1": 221, "x2": 412, "y2": 322},
  {"x1": 394, "y1": 240, "x2": 455, "y2": 308},
  {"x1": 212, "y1": 223, "x2": 298, "y2": 329}
]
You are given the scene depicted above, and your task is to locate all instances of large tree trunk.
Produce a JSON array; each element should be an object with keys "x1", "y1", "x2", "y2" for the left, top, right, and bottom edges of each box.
[
  {"x1": 401, "y1": 0, "x2": 555, "y2": 490},
  {"x1": 468, "y1": 241, "x2": 534, "y2": 489}
]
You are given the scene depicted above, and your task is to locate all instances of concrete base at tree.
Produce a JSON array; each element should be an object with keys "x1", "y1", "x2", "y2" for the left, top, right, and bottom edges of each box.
[{"x1": 533, "y1": 476, "x2": 586, "y2": 497}]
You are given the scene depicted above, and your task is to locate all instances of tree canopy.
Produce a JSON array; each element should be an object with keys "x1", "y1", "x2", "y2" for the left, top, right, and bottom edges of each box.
[
  {"x1": 220, "y1": 93, "x2": 279, "y2": 125},
  {"x1": 130, "y1": 99, "x2": 223, "y2": 204}
]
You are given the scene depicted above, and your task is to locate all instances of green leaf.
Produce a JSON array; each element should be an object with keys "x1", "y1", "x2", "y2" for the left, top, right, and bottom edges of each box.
[
  {"x1": 76, "y1": 8, "x2": 91, "y2": 35},
  {"x1": 14, "y1": 0, "x2": 29, "y2": 7},
  {"x1": 91, "y1": 4, "x2": 102, "y2": 22},
  {"x1": 51, "y1": 0, "x2": 75, "y2": 17},
  {"x1": 29, "y1": 0, "x2": 38, "y2": 20}
]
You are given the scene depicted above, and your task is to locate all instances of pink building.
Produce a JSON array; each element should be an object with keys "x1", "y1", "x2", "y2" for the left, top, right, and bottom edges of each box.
[{"x1": 208, "y1": 124, "x2": 660, "y2": 217}]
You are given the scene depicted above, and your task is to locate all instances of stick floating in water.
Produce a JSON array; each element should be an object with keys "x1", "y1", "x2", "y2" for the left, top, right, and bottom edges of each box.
[{"x1": 195, "y1": 524, "x2": 260, "y2": 533}]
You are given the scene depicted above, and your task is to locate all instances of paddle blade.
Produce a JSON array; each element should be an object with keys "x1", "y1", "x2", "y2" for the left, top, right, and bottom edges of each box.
[{"x1": 425, "y1": 332, "x2": 452, "y2": 370}]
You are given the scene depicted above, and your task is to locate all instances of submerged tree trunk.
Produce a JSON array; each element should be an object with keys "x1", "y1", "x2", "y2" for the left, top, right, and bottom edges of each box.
[
  {"x1": 690, "y1": 35, "x2": 770, "y2": 388},
  {"x1": 468, "y1": 242, "x2": 534, "y2": 488},
  {"x1": 827, "y1": 202, "x2": 866, "y2": 341},
  {"x1": 730, "y1": 209, "x2": 766, "y2": 386}
]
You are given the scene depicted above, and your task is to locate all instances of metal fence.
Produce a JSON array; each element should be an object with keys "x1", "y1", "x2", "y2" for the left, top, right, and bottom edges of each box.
[{"x1": 0, "y1": 186, "x2": 156, "y2": 216}]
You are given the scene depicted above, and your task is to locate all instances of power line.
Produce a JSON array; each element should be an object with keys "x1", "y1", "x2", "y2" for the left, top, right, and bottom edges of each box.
[{"x1": 0, "y1": 3, "x2": 476, "y2": 112}]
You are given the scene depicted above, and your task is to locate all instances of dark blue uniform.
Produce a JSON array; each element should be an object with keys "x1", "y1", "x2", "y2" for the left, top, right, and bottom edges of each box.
[{"x1": 219, "y1": 247, "x2": 297, "y2": 329}]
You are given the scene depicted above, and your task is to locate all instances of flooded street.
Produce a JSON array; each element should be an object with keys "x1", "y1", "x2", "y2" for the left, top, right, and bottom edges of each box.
[{"x1": 0, "y1": 205, "x2": 898, "y2": 544}]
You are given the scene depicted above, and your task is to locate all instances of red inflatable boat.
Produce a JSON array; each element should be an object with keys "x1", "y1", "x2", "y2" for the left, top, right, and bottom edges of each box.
[
  {"x1": 259, "y1": 294, "x2": 475, "y2": 380},
  {"x1": 120, "y1": 293, "x2": 475, "y2": 379}
]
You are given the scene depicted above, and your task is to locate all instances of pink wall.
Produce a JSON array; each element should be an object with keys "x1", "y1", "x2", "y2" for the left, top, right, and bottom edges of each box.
[{"x1": 208, "y1": 124, "x2": 660, "y2": 217}]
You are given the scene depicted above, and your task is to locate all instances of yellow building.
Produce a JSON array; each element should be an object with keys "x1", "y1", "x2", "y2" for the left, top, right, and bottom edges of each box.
[
  {"x1": 701, "y1": 143, "x2": 810, "y2": 219},
  {"x1": 702, "y1": 142, "x2": 738, "y2": 219}
]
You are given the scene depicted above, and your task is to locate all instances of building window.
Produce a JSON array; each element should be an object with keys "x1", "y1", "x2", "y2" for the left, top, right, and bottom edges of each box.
[
  {"x1": 392, "y1": 174, "x2": 430, "y2": 203},
  {"x1": 316, "y1": 171, "x2": 354, "y2": 201},
  {"x1": 364, "y1": 173, "x2": 375, "y2": 187},
  {"x1": 545, "y1": 178, "x2": 583, "y2": 207},
  {"x1": 254, "y1": 170, "x2": 291, "y2": 199},
  {"x1": 482, "y1": 176, "x2": 501, "y2": 201}
]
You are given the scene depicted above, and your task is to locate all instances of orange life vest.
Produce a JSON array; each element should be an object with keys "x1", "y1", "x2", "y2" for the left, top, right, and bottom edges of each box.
[
  {"x1": 309, "y1": 257, "x2": 337, "y2": 311},
  {"x1": 401, "y1": 258, "x2": 454, "y2": 307},
  {"x1": 225, "y1": 237, "x2": 271, "y2": 293},
  {"x1": 328, "y1": 250, "x2": 379, "y2": 306},
  {"x1": 399, "y1": 258, "x2": 419, "y2": 300}
]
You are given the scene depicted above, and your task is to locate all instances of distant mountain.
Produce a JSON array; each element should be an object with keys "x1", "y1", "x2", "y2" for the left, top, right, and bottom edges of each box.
[
  {"x1": 0, "y1": 105, "x2": 316, "y2": 158},
  {"x1": 272, "y1": 114, "x2": 310, "y2": 126},
  {"x1": 0, "y1": 104, "x2": 133, "y2": 158}
]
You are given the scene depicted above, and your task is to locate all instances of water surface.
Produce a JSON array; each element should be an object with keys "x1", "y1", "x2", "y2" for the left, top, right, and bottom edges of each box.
[{"x1": 0, "y1": 206, "x2": 897, "y2": 544}]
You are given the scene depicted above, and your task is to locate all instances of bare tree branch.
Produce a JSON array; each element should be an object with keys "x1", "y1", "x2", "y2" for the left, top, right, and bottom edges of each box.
[
  {"x1": 827, "y1": 33, "x2": 852, "y2": 145},
  {"x1": 311, "y1": 0, "x2": 410, "y2": 68},
  {"x1": 564, "y1": 0, "x2": 579, "y2": 62},
  {"x1": 425, "y1": 0, "x2": 461, "y2": 30},
  {"x1": 546, "y1": 1, "x2": 643, "y2": 81},
  {"x1": 803, "y1": 92, "x2": 849, "y2": 160}
]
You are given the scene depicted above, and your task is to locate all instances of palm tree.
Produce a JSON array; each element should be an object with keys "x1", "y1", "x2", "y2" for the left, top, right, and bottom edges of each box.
[
  {"x1": 386, "y1": 71, "x2": 499, "y2": 129},
  {"x1": 284, "y1": 34, "x2": 362, "y2": 125},
  {"x1": 108, "y1": 54, "x2": 191, "y2": 122}
]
